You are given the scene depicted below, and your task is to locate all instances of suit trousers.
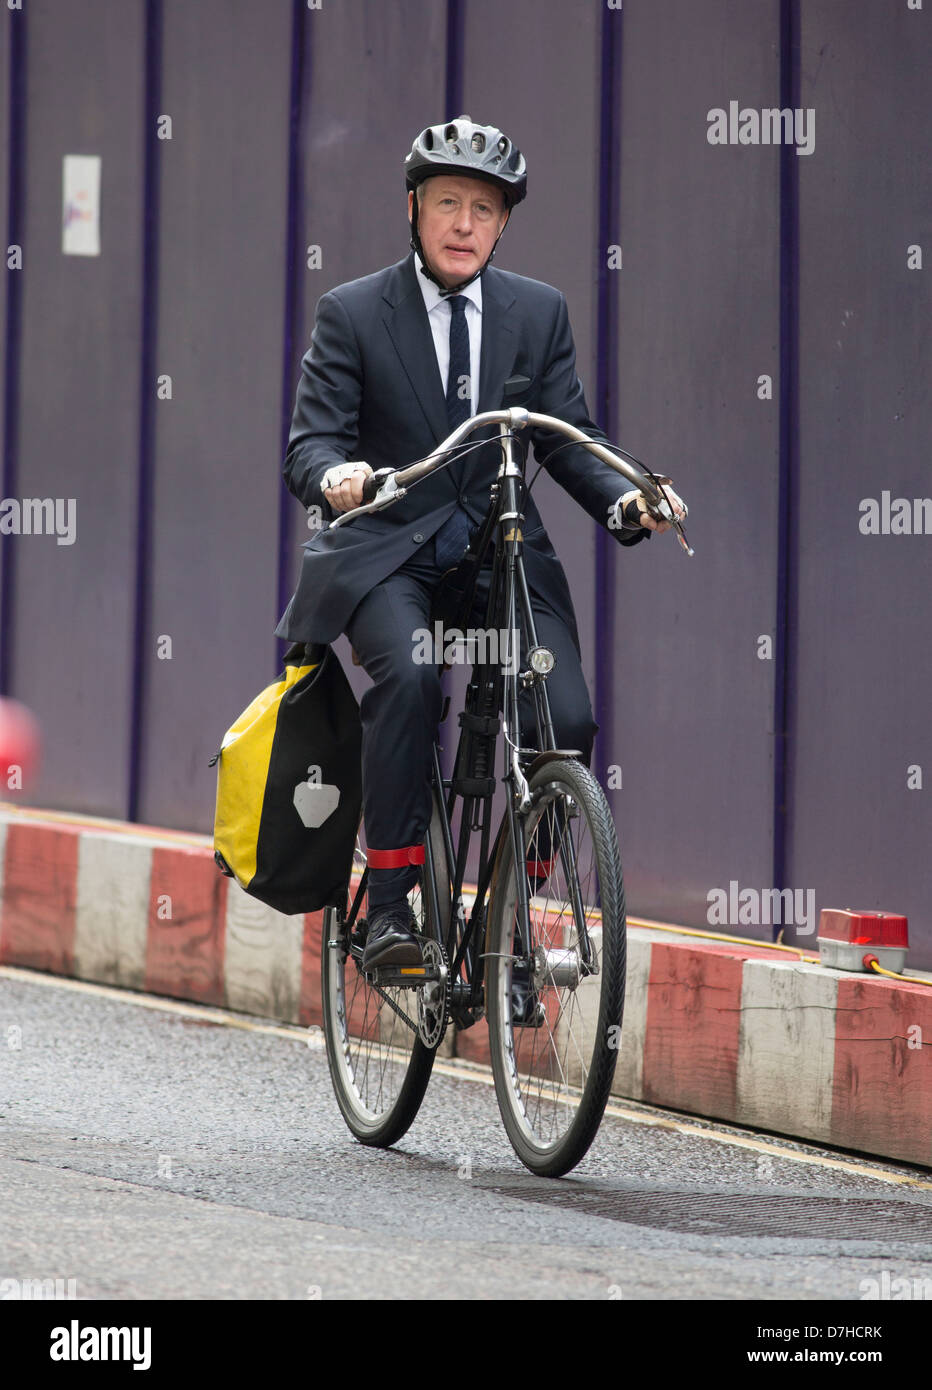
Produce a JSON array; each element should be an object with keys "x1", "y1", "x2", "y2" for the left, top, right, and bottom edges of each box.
[{"x1": 345, "y1": 535, "x2": 599, "y2": 911}]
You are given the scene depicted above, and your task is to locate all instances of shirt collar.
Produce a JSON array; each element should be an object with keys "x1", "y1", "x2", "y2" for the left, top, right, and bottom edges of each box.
[{"x1": 414, "y1": 252, "x2": 483, "y2": 316}]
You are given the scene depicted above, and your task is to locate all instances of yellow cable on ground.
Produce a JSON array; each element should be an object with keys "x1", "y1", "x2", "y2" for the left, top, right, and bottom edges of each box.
[
  {"x1": 626, "y1": 917, "x2": 820, "y2": 963},
  {"x1": 865, "y1": 957, "x2": 931, "y2": 987}
]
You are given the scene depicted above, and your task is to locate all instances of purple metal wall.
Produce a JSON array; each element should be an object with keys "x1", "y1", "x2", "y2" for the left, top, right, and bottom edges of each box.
[
  {"x1": 135, "y1": 0, "x2": 292, "y2": 827},
  {"x1": 0, "y1": 3, "x2": 12, "y2": 666},
  {"x1": 608, "y1": 0, "x2": 784, "y2": 933},
  {"x1": 439, "y1": 0, "x2": 606, "y2": 871},
  {"x1": 281, "y1": 0, "x2": 448, "y2": 714},
  {"x1": 461, "y1": 0, "x2": 604, "y2": 688},
  {"x1": 784, "y1": 0, "x2": 932, "y2": 952},
  {"x1": 5, "y1": 0, "x2": 146, "y2": 816},
  {"x1": 1, "y1": 1, "x2": 929, "y2": 961}
]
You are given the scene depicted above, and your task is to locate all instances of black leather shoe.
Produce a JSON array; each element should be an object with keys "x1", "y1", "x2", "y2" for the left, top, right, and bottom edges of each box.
[
  {"x1": 362, "y1": 903, "x2": 422, "y2": 972},
  {"x1": 510, "y1": 959, "x2": 546, "y2": 1028}
]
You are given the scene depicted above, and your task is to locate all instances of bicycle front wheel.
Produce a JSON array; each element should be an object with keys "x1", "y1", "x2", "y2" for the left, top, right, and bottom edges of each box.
[
  {"x1": 321, "y1": 795, "x2": 449, "y2": 1148},
  {"x1": 486, "y1": 757, "x2": 626, "y2": 1176}
]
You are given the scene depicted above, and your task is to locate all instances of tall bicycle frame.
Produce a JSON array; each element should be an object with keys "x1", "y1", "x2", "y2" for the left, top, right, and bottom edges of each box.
[{"x1": 320, "y1": 409, "x2": 690, "y2": 1175}]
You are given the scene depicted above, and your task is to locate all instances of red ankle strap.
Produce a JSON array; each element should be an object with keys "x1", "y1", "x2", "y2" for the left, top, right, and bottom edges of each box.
[
  {"x1": 527, "y1": 857, "x2": 555, "y2": 875},
  {"x1": 367, "y1": 844, "x2": 426, "y2": 868}
]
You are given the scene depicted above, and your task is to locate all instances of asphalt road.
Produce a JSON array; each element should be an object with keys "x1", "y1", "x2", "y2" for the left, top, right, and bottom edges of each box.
[{"x1": 3, "y1": 966, "x2": 932, "y2": 1302}]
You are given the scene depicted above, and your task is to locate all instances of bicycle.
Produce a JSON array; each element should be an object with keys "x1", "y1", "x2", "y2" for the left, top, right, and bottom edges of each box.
[{"x1": 319, "y1": 407, "x2": 691, "y2": 1177}]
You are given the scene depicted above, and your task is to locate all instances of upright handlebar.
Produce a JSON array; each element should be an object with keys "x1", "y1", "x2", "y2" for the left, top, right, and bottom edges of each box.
[{"x1": 332, "y1": 408, "x2": 692, "y2": 555}]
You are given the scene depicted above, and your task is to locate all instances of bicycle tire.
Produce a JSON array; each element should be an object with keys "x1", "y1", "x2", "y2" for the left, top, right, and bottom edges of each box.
[
  {"x1": 486, "y1": 757, "x2": 626, "y2": 1177},
  {"x1": 321, "y1": 794, "x2": 449, "y2": 1147}
]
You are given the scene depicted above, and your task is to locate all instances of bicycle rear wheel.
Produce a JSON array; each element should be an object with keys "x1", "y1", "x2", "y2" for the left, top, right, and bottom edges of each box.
[
  {"x1": 321, "y1": 796, "x2": 449, "y2": 1147},
  {"x1": 486, "y1": 757, "x2": 626, "y2": 1176}
]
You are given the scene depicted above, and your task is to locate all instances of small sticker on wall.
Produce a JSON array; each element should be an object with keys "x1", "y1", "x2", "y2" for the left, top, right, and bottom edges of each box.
[{"x1": 62, "y1": 154, "x2": 101, "y2": 256}]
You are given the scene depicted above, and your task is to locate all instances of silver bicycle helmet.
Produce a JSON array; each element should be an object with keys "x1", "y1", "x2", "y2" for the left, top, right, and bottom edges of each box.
[{"x1": 405, "y1": 115, "x2": 527, "y2": 295}]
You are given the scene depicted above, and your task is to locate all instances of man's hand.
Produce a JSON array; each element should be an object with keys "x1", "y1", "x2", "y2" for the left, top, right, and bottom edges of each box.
[
  {"x1": 613, "y1": 478, "x2": 687, "y2": 534},
  {"x1": 321, "y1": 462, "x2": 373, "y2": 513}
]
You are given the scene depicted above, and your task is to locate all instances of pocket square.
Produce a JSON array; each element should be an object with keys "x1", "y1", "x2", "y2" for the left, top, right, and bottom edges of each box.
[{"x1": 503, "y1": 374, "x2": 533, "y2": 397}]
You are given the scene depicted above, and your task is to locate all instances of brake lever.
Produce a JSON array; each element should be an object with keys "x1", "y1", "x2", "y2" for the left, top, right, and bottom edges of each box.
[
  {"x1": 671, "y1": 519, "x2": 694, "y2": 557},
  {"x1": 361, "y1": 468, "x2": 394, "y2": 505},
  {"x1": 329, "y1": 468, "x2": 405, "y2": 528},
  {"x1": 647, "y1": 476, "x2": 694, "y2": 557}
]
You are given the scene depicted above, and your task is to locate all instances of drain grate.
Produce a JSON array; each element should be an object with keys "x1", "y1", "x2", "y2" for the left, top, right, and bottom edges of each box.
[{"x1": 481, "y1": 1186, "x2": 932, "y2": 1242}]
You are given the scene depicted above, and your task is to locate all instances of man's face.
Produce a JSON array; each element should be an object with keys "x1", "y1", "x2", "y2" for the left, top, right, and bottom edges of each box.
[{"x1": 408, "y1": 175, "x2": 509, "y2": 287}]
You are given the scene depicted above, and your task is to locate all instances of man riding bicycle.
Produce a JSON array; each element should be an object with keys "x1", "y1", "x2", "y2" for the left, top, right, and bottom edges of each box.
[{"x1": 275, "y1": 116, "x2": 685, "y2": 974}]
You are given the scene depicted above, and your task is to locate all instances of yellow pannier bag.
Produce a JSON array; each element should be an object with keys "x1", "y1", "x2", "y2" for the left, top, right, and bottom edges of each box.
[{"x1": 211, "y1": 642, "x2": 362, "y2": 914}]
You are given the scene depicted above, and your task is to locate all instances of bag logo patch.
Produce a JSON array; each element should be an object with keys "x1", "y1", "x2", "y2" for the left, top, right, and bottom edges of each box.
[{"x1": 293, "y1": 764, "x2": 340, "y2": 829}]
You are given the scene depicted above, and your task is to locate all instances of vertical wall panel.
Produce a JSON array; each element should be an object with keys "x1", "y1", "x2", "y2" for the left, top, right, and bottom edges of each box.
[
  {"x1": 137, "y1": 0, "x2": 292, "y2": 829},
  {"x1": 11, "y1": 0, "x2": 145, "y2": 816},
  {"x1": 0, "y1": 6, "x2": 12, "y2": 629},
  {"x1": 609, "y1": 0, "x2": 783, "y2": 928},
  {"x1": 280, "y1": 0, "x2": 447, "y2": 711},
  {"x1": 450, "y1": 1, "x2": 605, "y2": 881},
  {"x1": 788, "y1": 1, "x2": 932, "y2": 965},
  {"x1": 460, "y1": 0, "x2": 604, "y2": 697},
  {"x1": 0, "y1": 2, "x2": 23, "y2": 697}
]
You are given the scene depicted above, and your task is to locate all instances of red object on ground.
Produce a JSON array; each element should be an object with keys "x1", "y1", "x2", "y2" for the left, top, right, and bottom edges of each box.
[
  {"x1": 819, "y1": 908, "x2": 909, "y2": 948},
  {"x1": 0, "y1": 698, "x2": 41, "y2": 793},
  {"x1": 818, "y1": 908, "x2": 909, "y2": 974}
]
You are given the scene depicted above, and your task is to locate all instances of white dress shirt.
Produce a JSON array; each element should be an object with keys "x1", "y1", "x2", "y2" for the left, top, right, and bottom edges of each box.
[
  {"x1": 321, "y1": 256, "x2": 484, "y2": 495},
  {"x1": 414, "y1": 252, "x2": 482, "y2": 421}
]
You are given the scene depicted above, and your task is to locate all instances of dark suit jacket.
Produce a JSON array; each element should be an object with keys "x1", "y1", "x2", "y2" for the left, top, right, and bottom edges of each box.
[{"x1": 274, "y1": 251, "x2": 648, "y2": 646}]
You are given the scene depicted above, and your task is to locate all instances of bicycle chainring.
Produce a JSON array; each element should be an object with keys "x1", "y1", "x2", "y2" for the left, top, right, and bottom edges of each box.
[{"x1": 417, "y1": 939, "x2": 451, "y2": 1049}]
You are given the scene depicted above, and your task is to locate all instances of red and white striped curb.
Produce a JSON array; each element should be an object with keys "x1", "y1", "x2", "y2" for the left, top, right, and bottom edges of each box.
[{"x1": 1, "y1": 807, "x2": 930, "y2": 1168}]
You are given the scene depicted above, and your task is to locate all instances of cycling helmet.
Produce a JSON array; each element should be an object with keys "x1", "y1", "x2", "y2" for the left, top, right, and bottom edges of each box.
[
  {"x1": 405, "y1": 115, "x2": 527, "y2": 295},
  {"x1": 405, "y1": 115, "x2": 527, "y2": 206}
]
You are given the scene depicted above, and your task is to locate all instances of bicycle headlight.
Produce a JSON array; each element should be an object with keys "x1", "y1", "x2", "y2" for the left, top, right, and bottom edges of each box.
[{"x1": 527, "y1": 645, "x2": 555, "y2": 675}]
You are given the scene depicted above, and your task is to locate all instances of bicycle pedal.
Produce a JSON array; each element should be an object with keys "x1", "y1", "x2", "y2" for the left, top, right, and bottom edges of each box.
[
  {"x1": 450, "y1": 1005, "x2": 485, "y2": 1031},
  {"x1": 367, "y1": 964, "x2": 439, "y2": 988}
]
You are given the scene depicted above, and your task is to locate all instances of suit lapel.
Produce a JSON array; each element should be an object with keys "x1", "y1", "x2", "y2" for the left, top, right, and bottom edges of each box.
[
  {"x1": 477, "y1": 268, "x2": 517, "y2": 414},
  {"x1": 382, "y1": 255, "x2": 450, "y2": 448}
]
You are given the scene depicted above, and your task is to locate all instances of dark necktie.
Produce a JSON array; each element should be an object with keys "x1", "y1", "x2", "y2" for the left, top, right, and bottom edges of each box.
[{"x1": 433, "y1": 295, "x2": 473, "y2": 571}]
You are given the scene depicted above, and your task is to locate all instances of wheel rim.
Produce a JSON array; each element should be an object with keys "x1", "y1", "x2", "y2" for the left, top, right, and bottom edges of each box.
[
  {"x1": 494, "y1": 778, "x2": 619, "y2": 1154},
  {"x1": 325, "y1": 800, "x2": 450, "y2": 1131},
  {"x1": 326, "y1": 878, "x2": 427, "y2": 1124}
]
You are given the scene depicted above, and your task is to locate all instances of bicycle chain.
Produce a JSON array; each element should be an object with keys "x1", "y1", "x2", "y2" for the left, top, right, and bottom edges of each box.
[{"x1": 366, "y1": 975, "x2": 420, "y2": 1035}]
